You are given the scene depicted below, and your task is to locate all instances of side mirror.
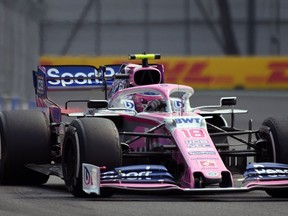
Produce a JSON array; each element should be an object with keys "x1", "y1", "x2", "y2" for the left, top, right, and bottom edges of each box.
[
  {"x1": 220, "y1": 97, "x2": 237, "y2": 106},
  {"x1": 87, "y1": 100, "x2": 108, "y2": 109}
]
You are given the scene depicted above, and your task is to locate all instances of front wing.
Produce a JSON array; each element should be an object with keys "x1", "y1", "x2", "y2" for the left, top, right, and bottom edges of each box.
[{"x1": 82, "y1": 163, "x2": 288, "y2": 195}]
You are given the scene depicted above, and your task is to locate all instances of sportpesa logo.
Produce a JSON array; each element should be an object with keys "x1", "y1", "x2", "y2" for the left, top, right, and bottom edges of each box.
[
  {"x1": 46, "y1": 67, "x2": 117, "y2": 87},
  {"x1": 102, "y1": 171, "x2": 153, "y2": 180}
]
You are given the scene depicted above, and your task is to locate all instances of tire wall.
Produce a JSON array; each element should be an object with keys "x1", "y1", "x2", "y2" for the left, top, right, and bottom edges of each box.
[{"x1": 0, "y1": 0, "x2": 40, "y2": 110}]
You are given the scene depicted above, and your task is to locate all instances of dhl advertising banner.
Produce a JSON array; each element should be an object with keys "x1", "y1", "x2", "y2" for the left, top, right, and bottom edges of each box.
[{"x1": 40, "y1": 56, "x2": 288, "y2": 89}]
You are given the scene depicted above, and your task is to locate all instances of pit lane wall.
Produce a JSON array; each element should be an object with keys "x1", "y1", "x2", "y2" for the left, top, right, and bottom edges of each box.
[{"x1": 40, "y1": 56, "x2": 288, "y2": 90}]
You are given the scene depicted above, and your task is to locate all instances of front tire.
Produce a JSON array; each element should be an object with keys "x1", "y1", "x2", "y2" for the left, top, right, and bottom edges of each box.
[
  {"x1": 260, "y1": 117, "x2": 288, "y2": 163},
  {"x1": 62, "y1": 118, "x2": 122, "y2": 197},
  {"x1": 259, "y1": 117, "x2": 288, "y2": 198}
]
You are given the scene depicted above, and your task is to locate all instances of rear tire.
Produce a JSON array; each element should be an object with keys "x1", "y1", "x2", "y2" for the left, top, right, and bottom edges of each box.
[
  {"x1": 62, "y1": 118, "x2": 121, "y2": 197},
  {"x1": 0, "y1": 110, "x2": 51, "y2": 185},
  {"x1": 259, "y1": 117, "x2": 288, "y2": 198}
]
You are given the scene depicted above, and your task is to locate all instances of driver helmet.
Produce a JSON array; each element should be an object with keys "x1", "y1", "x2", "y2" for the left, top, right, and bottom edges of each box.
[{"x1": 132, "y1": 93, "x2": 164, "y2": 112}]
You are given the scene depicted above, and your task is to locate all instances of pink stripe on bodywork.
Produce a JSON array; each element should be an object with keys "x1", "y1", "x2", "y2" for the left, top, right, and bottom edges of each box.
[
  {"x1": 246, "y1": 179, "x2": 288, "y2": 188},
  {"x1": 99, "y1": 181, "x2": 288, "y2": 194}
]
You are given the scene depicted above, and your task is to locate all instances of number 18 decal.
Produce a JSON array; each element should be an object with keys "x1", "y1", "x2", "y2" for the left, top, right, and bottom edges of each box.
[{"x1": 180, "y1": 129, "x2": 205, "y2": 138}]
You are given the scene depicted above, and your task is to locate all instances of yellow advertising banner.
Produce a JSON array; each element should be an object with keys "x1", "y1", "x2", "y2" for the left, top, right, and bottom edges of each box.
[{"x1": 40, "y1": 56, "x2": 288, "y2": 89}]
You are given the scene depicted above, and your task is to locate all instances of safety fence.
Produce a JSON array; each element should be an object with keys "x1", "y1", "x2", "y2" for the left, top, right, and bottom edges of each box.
[
  {"x1": 0, "y1": 1, "x2": 41, "y2": 111},
  {"x1": 40, "y1": 56, "x2": 288, "y2": 90}
]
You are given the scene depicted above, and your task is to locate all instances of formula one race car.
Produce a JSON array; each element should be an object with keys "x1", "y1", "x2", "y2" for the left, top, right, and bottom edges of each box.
[{"x1": 0, "y1": 54, "x2": 288, "y2": 198}]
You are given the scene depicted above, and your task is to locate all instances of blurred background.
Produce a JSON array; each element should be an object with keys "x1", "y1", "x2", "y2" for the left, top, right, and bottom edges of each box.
[{"x1": 0, "y1": 0, "x2": 287, "y2": 109}]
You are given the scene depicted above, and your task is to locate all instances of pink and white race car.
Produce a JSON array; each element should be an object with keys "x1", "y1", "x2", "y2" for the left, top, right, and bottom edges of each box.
[{"x1": 0, "y1": 54, "x2": 288, "y2": 198}]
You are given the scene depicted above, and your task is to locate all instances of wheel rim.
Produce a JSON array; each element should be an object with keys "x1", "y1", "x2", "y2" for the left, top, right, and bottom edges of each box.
[
  {"x1": 63, "y1": 138, "x2": 78, "y2": 182},
  {"x1": 65, "y1": 144, "x2": 75, "y2": 180}
]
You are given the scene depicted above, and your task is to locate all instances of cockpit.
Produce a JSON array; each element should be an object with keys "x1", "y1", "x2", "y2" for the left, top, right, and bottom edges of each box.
[{"x1": 108, "y1": 84, "x2": 194, "y2": 114}]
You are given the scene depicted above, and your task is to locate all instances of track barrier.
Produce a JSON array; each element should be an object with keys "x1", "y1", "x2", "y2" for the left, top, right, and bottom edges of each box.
[{"x1": 40, "y1": 56, "x2": 288, "y2": 90}]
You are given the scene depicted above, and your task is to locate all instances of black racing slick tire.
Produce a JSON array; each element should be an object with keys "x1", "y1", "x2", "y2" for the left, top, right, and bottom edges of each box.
[
  {"x1": 62, "y1": 118, "x2": 122, "y2": 197},
  {"x1": 260, "y1": 117, "x2": 288, "y2": 198},
  {"x1": 260, "y1": 117, "x2": 288, "y2": 164},
  {"x1": 0, "y1": 110, "x2": 51, "y2": 185}
]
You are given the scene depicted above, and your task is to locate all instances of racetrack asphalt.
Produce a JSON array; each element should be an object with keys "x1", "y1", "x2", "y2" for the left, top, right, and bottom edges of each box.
[{"x1": 0, "y1": 90, "x2": 287, "y2": 216}]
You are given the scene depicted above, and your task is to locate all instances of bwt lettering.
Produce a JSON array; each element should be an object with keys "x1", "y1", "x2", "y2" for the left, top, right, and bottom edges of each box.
[{"x1": 175, "y1": 118, "x2": 200, "y2": 124}]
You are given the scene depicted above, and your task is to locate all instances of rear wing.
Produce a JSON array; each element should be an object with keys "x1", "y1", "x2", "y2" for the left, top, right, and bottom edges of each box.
[{"x1": 33, "y1": 65, "x2": 121, "y2": 98}]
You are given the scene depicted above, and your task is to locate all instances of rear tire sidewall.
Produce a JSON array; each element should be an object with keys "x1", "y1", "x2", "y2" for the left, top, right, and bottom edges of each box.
[{"x1": 0, "y1": 110, "x2": 51, "y2": 185}]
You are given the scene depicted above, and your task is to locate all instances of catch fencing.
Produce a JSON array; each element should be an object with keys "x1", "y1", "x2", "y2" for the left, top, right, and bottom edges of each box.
[{"x1": 0, "y1": 0, "x2": 41, "y2": 110}]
